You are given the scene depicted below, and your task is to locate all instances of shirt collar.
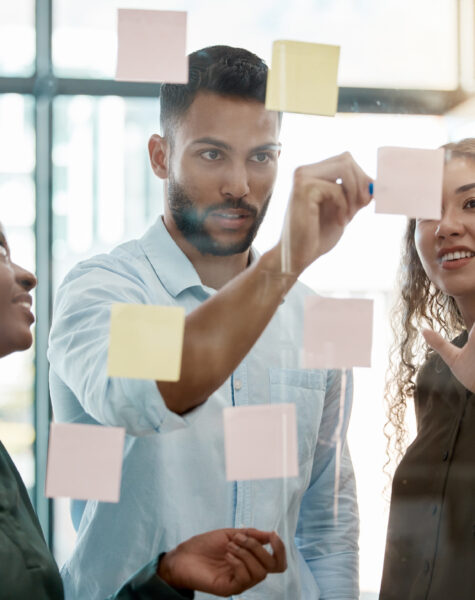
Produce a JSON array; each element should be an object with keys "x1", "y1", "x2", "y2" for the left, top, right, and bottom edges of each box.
[{"x1": 140, "y1": 217, "x2": 259, "y2": 298}]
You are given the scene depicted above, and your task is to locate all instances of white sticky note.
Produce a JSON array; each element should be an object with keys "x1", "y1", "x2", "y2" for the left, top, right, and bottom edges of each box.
[
  {"x1": 107, "y1": 304, "x2": 185, "y2": 381},
  {"x1": 375, "y1": 146, "x2": 444, "y2": 219},
  {"x1": 45, "y1": 423, "x2": 125, "y2": 502},
  {"x1": 265, "y1": 40, "x2": 340, "y2": 116},
  {"x1": 223, "y1": 404, "x2": 299, "y2": 481},
  {"x1": 116, "y1": 9, "x2": 188, "y2": 83},
  {"x1": 303, "y1": 296, "x2": 374, "y2": 369}
]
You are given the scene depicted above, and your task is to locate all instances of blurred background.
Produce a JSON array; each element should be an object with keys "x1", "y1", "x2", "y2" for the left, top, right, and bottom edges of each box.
[{"x1": 1, "y1": 1, "x2": 475, "y2": 598}]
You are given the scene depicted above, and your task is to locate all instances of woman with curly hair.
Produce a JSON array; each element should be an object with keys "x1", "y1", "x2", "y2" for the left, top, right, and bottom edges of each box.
[{"x1": 380, "y1": 138, "x2": 475, "y2": 599}]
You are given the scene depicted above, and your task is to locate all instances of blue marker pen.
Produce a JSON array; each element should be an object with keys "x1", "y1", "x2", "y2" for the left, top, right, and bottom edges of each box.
[{"x1": 369, "y1": 182, "x2": 374, "y2": 196}]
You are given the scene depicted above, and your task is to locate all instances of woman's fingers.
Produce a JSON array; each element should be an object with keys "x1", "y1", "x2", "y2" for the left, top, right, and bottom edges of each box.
[{"x1": 227, "y1": 538, "x2": 268, "y2": 582}]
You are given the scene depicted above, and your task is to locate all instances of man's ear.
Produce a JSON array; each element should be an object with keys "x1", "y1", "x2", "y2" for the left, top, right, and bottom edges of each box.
[{"x1": 148, "y1": 134, "x2": 169, "y2": 179}]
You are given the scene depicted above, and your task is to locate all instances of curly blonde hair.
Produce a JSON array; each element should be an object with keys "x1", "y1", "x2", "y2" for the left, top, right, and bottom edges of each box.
[{"x1": 383, "y1": 138, "x2": 475, "y2": 483}]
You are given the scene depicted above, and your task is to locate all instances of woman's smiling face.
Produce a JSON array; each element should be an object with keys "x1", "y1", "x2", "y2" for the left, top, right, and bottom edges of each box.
[
  {"x1": 415, "y1": 158, "x2": 475, "y2": 305},
  {"x1": 0, "y1": 224, "x2": 37, "y2": 358}
]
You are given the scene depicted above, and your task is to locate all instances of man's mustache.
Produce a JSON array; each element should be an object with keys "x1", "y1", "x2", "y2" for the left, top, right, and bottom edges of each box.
[{"x1": 202, "y1": 198, "x2": 258, "y2": 219}]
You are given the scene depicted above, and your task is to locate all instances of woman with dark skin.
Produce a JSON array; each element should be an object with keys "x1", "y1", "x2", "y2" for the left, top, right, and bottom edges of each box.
[
  {"x1": 381, "y1": 139, "x2": 475, "y2": 599},
  {"x1": 0, "y1": 222, "x2": 286, "y2": 600}
]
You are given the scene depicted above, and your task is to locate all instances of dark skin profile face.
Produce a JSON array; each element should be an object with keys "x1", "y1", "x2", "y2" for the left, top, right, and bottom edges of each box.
[
  {"x1": 150, "y1": 91, "x2": 281, "y2": 259},
  {"x1": 0, "y1": 224, "x2": 37, "y2": 358}
]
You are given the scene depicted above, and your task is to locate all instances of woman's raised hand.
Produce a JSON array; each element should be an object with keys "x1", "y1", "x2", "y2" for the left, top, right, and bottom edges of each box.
[{"x1": 423, "y1": 323, "x2": 475, "y2": 393}]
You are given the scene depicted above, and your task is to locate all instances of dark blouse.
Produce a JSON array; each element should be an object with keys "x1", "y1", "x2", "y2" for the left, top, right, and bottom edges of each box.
[
  {"x1": 0, "y1": 441, "x2": 193, "y2": 600},
  {"x1": 380, "y1": 331, "x2": 475, "y2": 600}
]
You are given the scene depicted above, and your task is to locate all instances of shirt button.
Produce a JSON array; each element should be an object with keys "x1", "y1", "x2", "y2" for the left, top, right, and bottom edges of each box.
[
  {"x1": 234, "y1": 379, "x2": 242, "y2": 391},
  {"x1": 442, "y1": 450, "x2": 449, "y2": 461}
]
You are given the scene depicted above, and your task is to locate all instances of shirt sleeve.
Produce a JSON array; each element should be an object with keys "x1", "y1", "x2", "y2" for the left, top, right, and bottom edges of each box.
[
  {"x1": 105, "y1": 557, "x2": 194, "y2": 600},
  {"x1": 295, "y1": 369, "x2": 359, "y2": 600},
  {"x1": 48, "y1": 257, "x2": 195, "y2": 436}
]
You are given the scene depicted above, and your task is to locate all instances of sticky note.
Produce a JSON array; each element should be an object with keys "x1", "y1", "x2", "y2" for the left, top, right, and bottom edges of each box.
[
  {"x1": 375, "y1": 147, "x2": 444, "y2": 219},
  {"x1": 116, "y1": 9, "x2": 188, "y2": 83},
  {"x1": 107, "y1": 304, "x2": 185, "y2": 381},
  {"x1": 265, "y1": 40, "x2": 340, "y2": 116},
  {"x1": 45, "y1": 423, "x2": 125, "y2": 502},
  {"x1": 223, "y1": 404, "x2": 299, "y2": 481},
  {"x1": 303, "y1": 297, "x2": 373, "y2": 369}
]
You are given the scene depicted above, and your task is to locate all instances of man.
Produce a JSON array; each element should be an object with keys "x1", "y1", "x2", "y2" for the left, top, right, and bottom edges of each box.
[
  {"x1": 49, "y1": 45, "x2": 372, "y2": 599},
  {"x1": 0, "y1": 226, "x2": 285, "y2": 598}
]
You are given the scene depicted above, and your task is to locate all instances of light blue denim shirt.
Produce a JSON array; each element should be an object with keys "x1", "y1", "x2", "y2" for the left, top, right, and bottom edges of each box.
[{"x1": 48, "y1": 217, "x2": 359, "y2": 600}]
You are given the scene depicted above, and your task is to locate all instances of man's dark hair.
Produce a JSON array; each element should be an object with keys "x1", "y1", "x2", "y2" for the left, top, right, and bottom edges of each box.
[{"x1": 160, "y1": 45, "x2": 280, "y2": 135}]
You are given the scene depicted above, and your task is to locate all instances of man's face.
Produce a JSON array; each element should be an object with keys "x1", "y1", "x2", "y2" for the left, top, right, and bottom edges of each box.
[{"x1": 165, "y1": 92, "x2": 281, "y2": 256}]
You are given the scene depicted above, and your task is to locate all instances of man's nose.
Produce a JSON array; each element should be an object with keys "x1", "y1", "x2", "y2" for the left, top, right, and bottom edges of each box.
[{"x1": 220, "y1": 163, "x2": 250, "y2": 199}]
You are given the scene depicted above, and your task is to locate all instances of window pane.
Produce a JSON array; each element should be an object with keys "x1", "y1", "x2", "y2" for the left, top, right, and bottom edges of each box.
[
  {"x1": 53, "y1": 0, "x2": 458, "y2": 89},
  {"x1": 51, "y1": 97, "x2": 466, "y2": 592},
  {"x1": 52, "y1": 95, "x2": 163, "y2": 290},
  {"x1": 257, "y1": 113, "x2": 447, "y2": 596},
  {"x1": 52, "y1": 95, "x2": 163, "y2": 565},
  {"x1": 0, "y1": 94, "x2": 36, "y2": 492},
  {"x1": 0, "y1": 1, "x2": 35, "y2": 76}
]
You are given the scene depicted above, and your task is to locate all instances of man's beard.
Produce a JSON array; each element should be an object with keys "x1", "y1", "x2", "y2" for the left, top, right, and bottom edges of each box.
[{"x1": 168, "y1": 176, "x2": 271, "y2": 256}]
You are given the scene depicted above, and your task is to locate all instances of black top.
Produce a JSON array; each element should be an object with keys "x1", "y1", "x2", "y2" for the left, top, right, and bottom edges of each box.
[
  {"x1": 0, "y1": 440, "x2": 193, "y2": 600},
  {"x1": 380, "y1": 331, "x2": 475, "y2": 600}
]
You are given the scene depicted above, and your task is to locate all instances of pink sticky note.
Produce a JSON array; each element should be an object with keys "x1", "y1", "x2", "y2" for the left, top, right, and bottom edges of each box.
[
  {"x1": 45, "y1": 423, "x2": 125, "y2": 502},
  {"x1": 223, "y1": 404, "x2": 299, "y2": 481},
  {"x1": 375, "y1": 146, "x2": 444, "y2": 219},
  {"x1": 303, "y1": 297, "x2": 373, "y2": 369},
  {"x1": 116, "y1": 9, "x2": 188, "y2": 83}
]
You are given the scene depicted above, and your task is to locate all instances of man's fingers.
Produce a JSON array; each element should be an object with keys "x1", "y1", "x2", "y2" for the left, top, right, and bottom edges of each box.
[
  {"x1": 295, "y1": 152, "x2": 373, "y2": 216},
  {"x1": 337, "y1": 171, "x2": 359, "y2": 219},
  {"x1": 307, "y1": 179, "x2": 348, "y2": 226},
  {"x1": 269, "y1": 531, "x2": 287, "y2": 572},
  {"x1": 422, "y1": 328, "x2": 459, "y2": 368}
]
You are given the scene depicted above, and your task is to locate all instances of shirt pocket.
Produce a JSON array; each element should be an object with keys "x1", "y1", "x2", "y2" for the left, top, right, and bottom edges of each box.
[{"x1": 269, "y1": 368, "x2": 326, "y2": 464}]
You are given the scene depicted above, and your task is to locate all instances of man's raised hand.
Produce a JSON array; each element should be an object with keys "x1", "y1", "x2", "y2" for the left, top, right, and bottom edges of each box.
[{"x1": 278, "y1": 152, "x2": 373, "y2": 275}]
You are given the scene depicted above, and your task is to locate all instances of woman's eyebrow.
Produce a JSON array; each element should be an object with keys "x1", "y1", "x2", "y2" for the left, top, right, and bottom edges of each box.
[{"x1": 455, "y1": 182, "x2": 475, "y2": 193}]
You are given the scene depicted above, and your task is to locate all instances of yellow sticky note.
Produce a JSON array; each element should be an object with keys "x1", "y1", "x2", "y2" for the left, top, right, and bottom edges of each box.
[
  {"x1": 107, "y1": 304, "x2": 185, "y2": 381},
  {"x1": 265, "y1": 40, "x2": 340, "y2": 116}
]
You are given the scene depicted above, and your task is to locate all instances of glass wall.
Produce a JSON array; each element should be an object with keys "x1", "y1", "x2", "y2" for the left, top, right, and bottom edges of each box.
[
  {"x1": 0, "y1": 2, "x2": 35, "y2": 76},
  {"x1": 1, "y1": 0, "x2": 475, "y2": 598},
  {"x1": 0, "y1": 93, "x2": 36, "y2": 491}
]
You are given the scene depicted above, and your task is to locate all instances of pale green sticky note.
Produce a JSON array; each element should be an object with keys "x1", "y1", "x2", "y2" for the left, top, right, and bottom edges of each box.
[
  {"x1": 107, "y1": 304, "x2": 185, "y2": 381},
  {"x1": 265, "y1": 40, "x2": 340, "y2": 116}
]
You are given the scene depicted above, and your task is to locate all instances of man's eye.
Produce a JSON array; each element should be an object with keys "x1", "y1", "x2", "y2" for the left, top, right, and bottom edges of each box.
[
  {"x1": 0, "y1": 245, "x2": 9, "y2": 260},
  {"x1": 201, "y1": 150, "x2": 221, "y2": 161},
  {"x1": 250, "y1": 152, "x2": 270, "y2": 163},
  {"x1": 464, "y1": 198, "x2": 475, "y2": 209}
]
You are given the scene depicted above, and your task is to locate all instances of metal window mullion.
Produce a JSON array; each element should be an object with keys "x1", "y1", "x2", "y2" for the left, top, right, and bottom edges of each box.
[{"x1": 33, "y1": 0, "x2": 54, "y2": 548}]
